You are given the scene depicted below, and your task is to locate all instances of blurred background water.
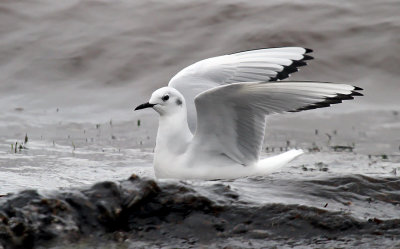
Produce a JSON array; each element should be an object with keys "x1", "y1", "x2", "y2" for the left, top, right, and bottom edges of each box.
[{"x1": 0, "y1": 0, "x2": 399, "y2": 225}]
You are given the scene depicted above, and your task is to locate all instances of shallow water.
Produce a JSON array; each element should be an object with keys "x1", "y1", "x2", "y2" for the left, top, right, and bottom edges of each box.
[
  {"x1": 0, "y1": 0, "x2": 399, "y2": 247},
  {"x1": 1, "y1": 114, "x2": 399, "y2": 222}
]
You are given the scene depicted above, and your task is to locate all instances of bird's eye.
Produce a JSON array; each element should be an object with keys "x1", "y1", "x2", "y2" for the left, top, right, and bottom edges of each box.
[{"x1": 162, "y1": 95, "x2": 169, "y2": 101}]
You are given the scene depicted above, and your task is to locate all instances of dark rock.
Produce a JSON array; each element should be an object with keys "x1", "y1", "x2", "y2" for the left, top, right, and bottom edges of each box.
[
  {"x1": 232, "y1": 224, "x2": 248, "y2": 234},
  {"x1": 0, "y1": 175, "x2": 399, "y2": 248},
  {"x1": 249, "y1": 229, "x2": 270, "y2": 239}
]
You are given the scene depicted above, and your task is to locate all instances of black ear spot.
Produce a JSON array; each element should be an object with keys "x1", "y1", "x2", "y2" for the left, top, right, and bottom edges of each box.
[
  {"x1": 162, "y1": 95, "x2": 169, "y2": 101},
  {"x1": 176, "y1": 98, "x2": 182, "y2": 106}
]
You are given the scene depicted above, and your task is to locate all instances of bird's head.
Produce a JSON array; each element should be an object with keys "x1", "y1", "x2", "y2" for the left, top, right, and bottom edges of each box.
[{"x1": 135, "y1": 87, "x2": 185, "y2": 116}]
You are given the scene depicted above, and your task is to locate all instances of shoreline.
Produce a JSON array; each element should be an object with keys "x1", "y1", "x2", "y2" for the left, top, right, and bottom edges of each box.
[{"x1": 1, "y1": 174, "x2": 399, "y2": 248}]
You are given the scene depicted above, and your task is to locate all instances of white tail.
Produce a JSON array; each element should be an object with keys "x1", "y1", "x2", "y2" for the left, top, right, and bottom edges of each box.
[{"x1": 256, "y1": 149, "x2": 304, "y2": 175}]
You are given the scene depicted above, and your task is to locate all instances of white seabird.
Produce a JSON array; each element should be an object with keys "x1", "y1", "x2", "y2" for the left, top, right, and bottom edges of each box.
[{"x1": 135, "y1": 47, "x2": 362, "y2": 180}]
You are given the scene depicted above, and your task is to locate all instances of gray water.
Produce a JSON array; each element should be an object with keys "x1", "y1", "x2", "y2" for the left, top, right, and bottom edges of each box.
[{"x1": 0, "y1": 0, "x2": 400, "y2": 247}]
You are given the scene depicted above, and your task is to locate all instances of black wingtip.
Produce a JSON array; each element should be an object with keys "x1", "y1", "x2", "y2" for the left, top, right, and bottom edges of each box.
[
  {"x1": 270, "y1": 59, "x2": 309, "y2": 81},
  {"x1": 292, "y1": 60, "x2": 308, "y2": 68},
  {"x1": 336, "y1": 93, "x2": 354, "y2": 100},
  {"x1": 352, "y1": 86, "x2": 363, "y2": 96},
  {"x1": 269, "y1": 47, "x2": 314, "y2": 81},
  {"x1": 305, "y1": 48, "x2": 313, "y2": 53},
  {"x1": 289, "y1": 88, "x2": 363, "y2": 113},
  {"x1": 303, "y1": 54, "x2": 314, "y2": 61},
  {"x1": 233, "y1": 46, "x2": 315, "y2": 82},
  {"x1": 352, "y1": 91, "x2": 364, "y2": 96}
]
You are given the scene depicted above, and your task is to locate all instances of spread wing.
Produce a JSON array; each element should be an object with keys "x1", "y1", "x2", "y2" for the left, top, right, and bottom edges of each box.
[
  {"x1": 168, "y1": 47, "x2": 313, "y2": 131},
  {"x1": 192, "y1": 82, "x2": 363, "y2": 166}
]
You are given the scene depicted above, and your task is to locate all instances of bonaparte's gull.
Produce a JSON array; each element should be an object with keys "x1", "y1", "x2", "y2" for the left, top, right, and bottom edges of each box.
[{"x1": 135, "y1": 47, "x2": 362, "y2": 180}]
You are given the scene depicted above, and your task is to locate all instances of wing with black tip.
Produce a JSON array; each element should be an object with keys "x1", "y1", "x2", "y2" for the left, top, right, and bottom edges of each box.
[
  {"x1": 168, "y1": 47, "x2": 313, "y2": 131},
  {"x1": 192, "y1": 82, "x2": 362, "y2": 166}
]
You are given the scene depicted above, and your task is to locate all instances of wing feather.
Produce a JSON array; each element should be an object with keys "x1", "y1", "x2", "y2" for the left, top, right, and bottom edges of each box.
[
  {"x1": 191, "y1": 82, "x2": 362, "y2": 166},
  {"x1": 168, "y1": 47, "x2": 313, "y2": 131}
]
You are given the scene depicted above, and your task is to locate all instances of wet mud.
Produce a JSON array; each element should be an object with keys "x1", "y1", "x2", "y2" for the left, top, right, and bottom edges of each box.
[
  {"x1": 0, "y1": 175, "x2": 399, "y2": 248},
  {"x1": 0, "y1": 0, "x2": 399, "y2": 248}
]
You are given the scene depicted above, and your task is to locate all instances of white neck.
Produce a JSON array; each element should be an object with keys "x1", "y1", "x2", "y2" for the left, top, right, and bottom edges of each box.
[
  {"x1": 155, "y1": 110, "x2": 193, "y2": 157},
  {"x1": 153, "y1": 110, "x2": 192, "y2": 178}
]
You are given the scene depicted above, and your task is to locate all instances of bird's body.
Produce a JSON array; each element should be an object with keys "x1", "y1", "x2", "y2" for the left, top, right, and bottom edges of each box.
[
  {"x1": 135, "y1": 47, "x2": 362, "y2": 180},
  {"x1": 151, "y1": 86, "x2": 304, "y2": 180}
]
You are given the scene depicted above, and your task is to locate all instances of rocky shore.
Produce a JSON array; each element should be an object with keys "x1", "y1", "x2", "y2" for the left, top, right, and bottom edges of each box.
[{"x1": 1, "y1": 175, "x2": 399, "y2": 249}]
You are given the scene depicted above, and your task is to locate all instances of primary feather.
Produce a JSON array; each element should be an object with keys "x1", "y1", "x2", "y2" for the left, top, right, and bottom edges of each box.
[
  {"x1": 169, "y1": 47, "x2": 313, "y2": 131},
  {"x1": 192, "y1": 82, "x2": 362, "y2": 166},
  {"x1": 134, "y1": 47, "x2": 363, "y2": 180}
]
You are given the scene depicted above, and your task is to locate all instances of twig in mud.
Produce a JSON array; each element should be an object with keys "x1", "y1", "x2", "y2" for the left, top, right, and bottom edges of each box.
[{"x1": 331, "y1": 145, "x2": 353, "y2": 152}]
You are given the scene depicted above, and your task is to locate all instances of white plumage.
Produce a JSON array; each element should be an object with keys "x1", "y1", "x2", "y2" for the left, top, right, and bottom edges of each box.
[
  {"x1": 169, "y1": 47, "x2": 313, "y2": 131},
  {"x1": 135, "y1": 47, "x2": 362, "y2": 180}
]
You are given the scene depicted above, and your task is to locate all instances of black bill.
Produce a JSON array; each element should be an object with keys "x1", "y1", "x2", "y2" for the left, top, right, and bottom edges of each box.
[{"x1": 134, "y1": 102, "x2": 155, "y2": 111}]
